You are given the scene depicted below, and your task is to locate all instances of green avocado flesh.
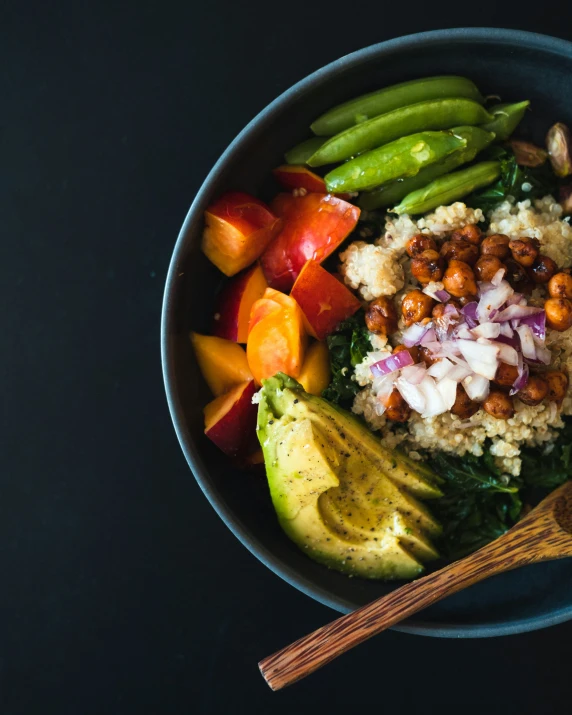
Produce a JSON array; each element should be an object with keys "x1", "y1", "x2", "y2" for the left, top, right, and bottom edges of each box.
[{"x1": 257, "y1": 373, "x2": 443, "y2": 580}]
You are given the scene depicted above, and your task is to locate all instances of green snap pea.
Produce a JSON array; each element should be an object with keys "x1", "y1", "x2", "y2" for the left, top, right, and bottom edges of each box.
[
  {"x1": 311, "y1": 76, "x2": 483, "y2": 136},
  {"x1": 324, "y1": 131, "x2": 467, "y2": 194},
  {"x1": 358, "y1": 126, "x2": 495, "y2": 210},
  {"x1": 308, "y1": 98, "x2": 493, "y2": 167},
  {"x1": 284, "y1": 137, "x2": 327, "y2": 165},
  {"x1": 482, "y1": 101, "x2": 530, "y2": 141},
  {"x1": 392, "y1": 161, "x2": 501, "y2": 215}
]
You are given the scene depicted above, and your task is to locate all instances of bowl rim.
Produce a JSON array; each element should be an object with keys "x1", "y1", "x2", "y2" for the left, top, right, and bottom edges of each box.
[{"x1": 161, "y1": 27, "x2": 572, "y2": 638}]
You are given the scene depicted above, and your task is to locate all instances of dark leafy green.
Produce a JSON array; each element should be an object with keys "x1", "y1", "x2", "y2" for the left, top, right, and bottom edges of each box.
[
  {"x1": 467, "y1": 147, "x2": 560, "y2": 213},
  {"x1": 322, "y1": 312, "x2": 371, "y2": 408},
  {"x1": 519, "y1": 418, "x2": 572, "y2": 490},
  {"x1": 430, "y1": 449, "x2": 522, "y2": 560}
]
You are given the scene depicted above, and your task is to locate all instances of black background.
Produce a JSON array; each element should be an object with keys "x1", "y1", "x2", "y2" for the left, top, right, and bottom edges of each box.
[{"x1": 2, "y1": 3, "x2": 572, "y2": 714}]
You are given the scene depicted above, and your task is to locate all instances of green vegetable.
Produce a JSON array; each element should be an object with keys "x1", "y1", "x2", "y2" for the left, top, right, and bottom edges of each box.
[
  {"x1": 481, "y1": 100, "x2": 530, "y2": 141},
  {"x1": 322, "y1": 313, "x2": 371, "y2": 408},
  {"x1": 359, "y1": 126, "x2": 495, "y2": 210},
  {"x1": 310, "y1": 76, "x2": 483, "y2": 136},
  {"x1": 430, "y1": 450, "x2": 522, "y2": 560},
  {"x1": 308, "y1": 99, "x2": 492, "y2": 167},
  {"x1": 393, "y1": 161, "x2": 501, "y2": 215},
  {"x1": 325, "y1": 130, "x2": 467, "y2": 194},
  {"x1": 468, "y1": 147, "x2": 559, "y2": 213},
  {"x1": 520, "y1": 418, "x2": 572, "y2": 490},
  {"x1": 284, "y1": 137, "x2": 327, "y2": 165}
]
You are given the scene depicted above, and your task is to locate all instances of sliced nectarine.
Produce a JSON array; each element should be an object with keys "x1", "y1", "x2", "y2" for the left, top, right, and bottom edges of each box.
[
  {"x1": 204, "y1": 380, "x2": 257, "y2": 457},
  {"x1": 272, "y1": 165, "x2": 328, "y2": 193},
  {"x1": 297, "y1": 341, "x2": 331, "y2": 396},
  {"x1": 247, "y1": 290, "x2": 307, "y2": 384},
  {"x1": 291, "y1": 259, "x2": 361, "y2": 339},
  {"x1": 260, "y1": 193, "x2": 360, "y2": 291},
  {"x1": 191, "y1": 332, "x2": 253, "y2": 396},
  {"x1": 202, "y1": 192, "x2": 282, "y2": 277},
  {"x1": 212, "y1": 264, "x2": 268, "y2": 343}
]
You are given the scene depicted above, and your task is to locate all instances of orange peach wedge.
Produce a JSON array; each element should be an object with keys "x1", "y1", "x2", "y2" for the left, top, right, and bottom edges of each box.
[
  {"x1": 212, "y1": 264, "x2": 268, "y2": 343},
  {"x1": 202, "y1": 192, "x2": 282, "y2": 277},
  {"x1": 191, "y1": 332, "x2": 253, "y2": 396},
  {"x1": 297, "y1": 341, "x2": 331, "y2": 396},
  {"x1": 203, "y1": 380, "x2": 257, "y2": 457}
]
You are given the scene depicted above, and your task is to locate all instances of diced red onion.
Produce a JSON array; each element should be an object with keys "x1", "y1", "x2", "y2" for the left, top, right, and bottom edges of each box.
[
  {"x1": 477, "y1": 281, "x2": 513, "y2": 322},
  {"x1": 457, "y1": 339, "x2": 499, "y2": 379},
  {"x1": 372, "y1": 372, "x2": 398, "y2": 405},
  {"x1": 520, "y1": 311, "x2": 546, "y2": 341},
  {"x1": 419, "y1": 375, "x2": 447, "y2": 418},
  {"x1": 427, "y1": 358, "x2": 453, "y2": 381},
  {"x1": 423, "y1": 282, "x2": 450, "y2": 302},
  {"x1": 510, "y1": 362, "x2": 529, "y2": 396},
  {"x1": 532, "y1": 341, "x2": 551, "y2": 365},
  {"x1": 436, "y1": 377, "x2": 457, "y2": 411},
  {"x1": 420, "y1": 327, "x2": 436, "y2": 345},
  {"x1": 461, "y1": 302, "x2": 478, "y2": 328},
  {"x1": 462, "y1": 373, "x2": 491, "y2": 401},
  {"x1": 400, "y1": 363, "x2": 427, "y2": 385},
  {"x1": 471, "y1": 322, "x2": 501, "y2": 339},
  {"x1": 371, "y1": 349, "x2": 414, "y2": 377},
  {"x1": 456, "y1": 325, "x2": 475, "y2": 340},
  {"x1": 493, "y1": 304, "x2": 543, "y2": 322},
  {"x1": 395, "y1": 377, "x2": 426, "y2": 413},
  {"x1": 491, "y1": 268, "x2": 506, "y2": 286},
  {"x1": 443, "y1": 303, "x2": 459, "y2": 317},
  {"x1": 490, "y1": 341, "x2": 519, "y2": 366},
  {"x1": 516, "y1": 324, "x2": 536, "y2": 360},
  {"x1": 506, "y1": 293, "x2": 525, "y2": 306},
  {"x1": 402, "y1": 321, "x2": 433, "y2": 348},
  {"x1": 447, "y1": 361, "x2": 473, "y2": 382},
  {"x1": 499, "y1": 322, "x2": 514, "y2": 338}
]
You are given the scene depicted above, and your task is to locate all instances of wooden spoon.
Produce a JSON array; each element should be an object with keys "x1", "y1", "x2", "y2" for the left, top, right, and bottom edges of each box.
[{"x1": 259, "y1": 480, "x2": 572, "y2": 691}]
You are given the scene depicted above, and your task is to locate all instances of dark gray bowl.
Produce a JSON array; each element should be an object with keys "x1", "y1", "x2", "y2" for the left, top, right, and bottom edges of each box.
[{"x1": 162, "y1": 28, "x2": 572, "y2": 637}]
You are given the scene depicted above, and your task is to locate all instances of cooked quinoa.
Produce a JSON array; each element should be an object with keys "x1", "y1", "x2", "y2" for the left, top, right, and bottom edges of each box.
[{"x1": 342, "y1": 197, "x2": 572, "y2": 478}]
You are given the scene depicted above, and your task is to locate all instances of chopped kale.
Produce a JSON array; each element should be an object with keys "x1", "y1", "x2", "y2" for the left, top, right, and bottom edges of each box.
[
  {"x1": 519, "y1": 418, "x2": 572, "y2": 491},
  {"x1": 322, "y1": 312, "x2": 371, "y2": 409},
  {"x1": 467, "y1": 147, "x2": 560, "y2": 214}
]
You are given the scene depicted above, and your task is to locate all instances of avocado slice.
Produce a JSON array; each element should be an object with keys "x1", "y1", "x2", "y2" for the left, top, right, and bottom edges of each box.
[{"x1": 257, "y1": 373, "x2": 442, "y2": 580}]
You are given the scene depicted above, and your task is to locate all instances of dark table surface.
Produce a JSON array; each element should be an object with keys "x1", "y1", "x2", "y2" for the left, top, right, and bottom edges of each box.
[{"x1": 3, "y1": 3, "x2": 572, "y2": 713}]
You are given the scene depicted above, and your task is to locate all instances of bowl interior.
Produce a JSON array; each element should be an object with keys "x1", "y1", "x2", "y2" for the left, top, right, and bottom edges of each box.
[{"x1": 163, "y1": 29, "x2": 572, "y2": 636}]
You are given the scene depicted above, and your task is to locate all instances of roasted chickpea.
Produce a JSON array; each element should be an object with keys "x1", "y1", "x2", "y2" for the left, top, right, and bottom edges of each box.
[
  {"x1": 406, "y1": 233, "x2": 437, "y2": 258},
  {"x1": 474, "y1": 255, "x2": 505, "y2": 283},
  {"x1": 442, "y1": 260, "x2": 478, "y2": 298},
  {"x1": 451, "y1": 224, "x2": 482, "y2": 245},
  {"x1": 548, "y1": 272, "x2": 572, "y2": 299},
  {"x1": 392, "y1": 344, "x2": 420, "y2": 362},
  {"x1": 365, "y1": 296, "x2": 398, "y2": 335},
  {"x1": 517, "y1": 375, "x2": 549, "y2": 406},
  {"x1": 480, "y1": 234, "x2": 510, "y2": 259},
  {"x1": 385, "y1": 389, "x2": 412, "y2": 422},
  {"x1": 482, "y1": 389, "x2": 515, "y2": 420},
  {"x1": 419, "y1": 345, "x2": 437, "y2": 367},
  {"x1": 401, "y1": 290, "x2": 435, "y2": 327},
  {"x1": 450, "y1": 384, "x2": 480, "y2": 419},
  {"x1": 545, "y1": 371, "x2": 569, "y2": 403},
  {"x1": 545, "y1": 297, "x2": 572, "y2": 332},
  {"x1": 508, "y1": 237, "x2": 539, "y2": 267},
  {"x1": 411, "y1": 249, "x2": 444, "y2": 284},
  {"x1": 440, "y1": 240, "x2": 479, "y2": 265},
  {"x1": 529, "y1": 255, "x2": 558, "y2": 283},
  {"x1": 493, "y1": 362, "x2": 519, "y2": 388},
  {"x1": 503, "y1": 258, "x2": 533, "y2": 293}
]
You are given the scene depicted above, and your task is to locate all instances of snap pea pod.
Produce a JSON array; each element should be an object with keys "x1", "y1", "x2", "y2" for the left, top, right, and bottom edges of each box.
[
  {"x1": 324, "y1": 131, "x2": 467, "y2": 194},
  {"x1": 284, "y1": 137, "x2": 327, "y2": 165},
  {"x1": 308, "y1": 98, "x2": 492, "y2": 167},
  {"x1": 481, "y1": 101, "x2": 529, "y2": 141},
  {"x1": 311, "y1": 76, "x2": 483, "y2": 136},
  {"x1": 358, "y1": 126, "x2": 495, "y2": 210},
  {"x1": 392, "y1": 161, "x2": 501, "y2": 215}
]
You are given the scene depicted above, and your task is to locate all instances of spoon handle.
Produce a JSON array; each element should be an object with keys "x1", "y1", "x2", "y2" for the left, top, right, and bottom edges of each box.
[{"x1": 259, "y1": 529, "x2": 540, "y2": 691}]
